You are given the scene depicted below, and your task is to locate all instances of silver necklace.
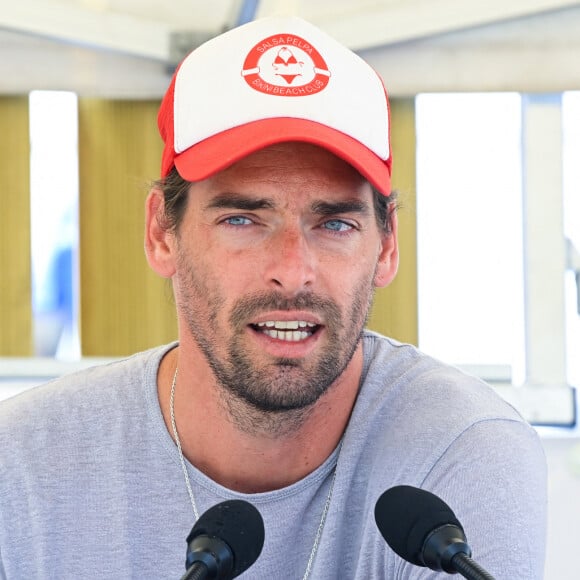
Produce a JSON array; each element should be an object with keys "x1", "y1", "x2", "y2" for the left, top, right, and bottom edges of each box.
[{"x1": 169, "y1": 367, "x2": 340, "y2": 580}]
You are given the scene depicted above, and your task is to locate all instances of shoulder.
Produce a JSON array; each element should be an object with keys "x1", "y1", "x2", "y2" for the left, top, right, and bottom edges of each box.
[
  {"x1": 0, "y1": 343, "x2": 175, "y2": 449},
  {"x1": 337, "y1": 333, "x2": 547, "y2": 578},
  {"x1": 352, "y1": 331, "x2": 542, "y2": 483},
  {"x1": 360, "y1": 330, "x2": 524, "y2": 423}
]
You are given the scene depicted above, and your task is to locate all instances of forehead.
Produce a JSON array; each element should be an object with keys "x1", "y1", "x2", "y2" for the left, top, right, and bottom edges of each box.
[{"x1": 196, "y1": 142, "x2": 373, "y2": 202}]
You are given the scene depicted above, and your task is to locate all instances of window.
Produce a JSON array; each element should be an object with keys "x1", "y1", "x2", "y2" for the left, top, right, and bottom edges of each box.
[
  {"x1": 29, "y1": 91, "x2": 80, "y2": 359},
  {"x1": 563, "y1": 92, "x2": 580, "y2": 389},
  {"x1": 416, "y1": 93, "x2": 525, "y2": 378},
  {"x1": 416, "y1": 92, "x2": 578, "y2": 426}
]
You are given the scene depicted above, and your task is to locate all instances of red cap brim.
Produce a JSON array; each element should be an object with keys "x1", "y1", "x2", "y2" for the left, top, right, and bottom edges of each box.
[{"x1": 173, "y1": 118, "x2": 392, "y2": 196}]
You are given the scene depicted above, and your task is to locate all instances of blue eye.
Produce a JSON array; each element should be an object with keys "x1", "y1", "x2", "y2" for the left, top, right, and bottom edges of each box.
[
  {"x1": 323, "y1": 220, "x2": 353, "y2": 232},
  {"x1": 224, "y1": 216, "x2": 252, "y2": 226}
]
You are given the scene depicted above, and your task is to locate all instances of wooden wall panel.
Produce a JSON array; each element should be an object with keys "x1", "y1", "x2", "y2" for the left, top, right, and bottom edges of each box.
[
  {"x1": 367, "y1": 98, "x2": 418, "y2": 345},
  {"x1": 78, "y1": 99, "x2": 177, "y2": 356},
  {"x1": 0, "y1": 97, "x2": 32, "y2": 356}
]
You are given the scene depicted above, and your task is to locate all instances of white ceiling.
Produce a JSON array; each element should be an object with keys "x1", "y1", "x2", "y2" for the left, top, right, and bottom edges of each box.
[{"x1": 1, "y1": 0, "x2": 580, "y2": 97}]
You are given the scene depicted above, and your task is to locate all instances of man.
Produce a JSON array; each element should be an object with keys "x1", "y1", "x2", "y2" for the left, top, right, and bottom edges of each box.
[{"x1": 0, "y1": 16, "x2": 546, "y2": 579}]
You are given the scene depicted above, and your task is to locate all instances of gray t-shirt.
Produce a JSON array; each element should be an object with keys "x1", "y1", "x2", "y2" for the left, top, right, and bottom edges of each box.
[{"x1": 0, "y1": 332, "x2": 546, "y2": 579}]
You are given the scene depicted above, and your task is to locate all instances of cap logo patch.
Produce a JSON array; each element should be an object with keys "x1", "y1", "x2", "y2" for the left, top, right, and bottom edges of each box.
[{"x1": 242, "y1": 33, "x2": 330, "y2": 96}]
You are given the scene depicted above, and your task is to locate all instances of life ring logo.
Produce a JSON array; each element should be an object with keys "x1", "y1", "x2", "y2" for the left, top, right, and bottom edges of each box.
[{"x1": 242, "y1": 33, "x2": 331, "y2": 97}]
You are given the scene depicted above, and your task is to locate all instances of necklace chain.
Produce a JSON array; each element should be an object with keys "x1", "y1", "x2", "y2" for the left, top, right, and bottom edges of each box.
[
  {"x1": 169, "y1": 367, "x2": 199, "y2": 521},
  {"x1": 169, "y1": 367, "x2": 340, "y2": 580}
]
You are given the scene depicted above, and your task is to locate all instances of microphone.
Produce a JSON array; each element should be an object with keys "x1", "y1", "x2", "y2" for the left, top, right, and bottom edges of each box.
[
  {"x1": 374, "y1": 485, "x2": 496, "y2": 580},
  {"x1": 180, "y1": 499, "x2": 265, "y2": 580}
]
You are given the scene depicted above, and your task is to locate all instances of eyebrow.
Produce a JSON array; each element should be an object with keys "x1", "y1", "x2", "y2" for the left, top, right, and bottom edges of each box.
[
  {"x1": 204, "y1": 194, "x2": 370, "y2": 216},
  {"x1": 205, "y1": 193, "x2": 276, "y2": 211},
  {"x1": 310, "y1": 199, "x2": 370, "y2": 216}
]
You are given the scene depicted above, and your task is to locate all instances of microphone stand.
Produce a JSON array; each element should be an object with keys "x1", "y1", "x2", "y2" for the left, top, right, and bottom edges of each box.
[
  {"x1": 451, "y1": 553, "x2": 496, "y2": 580},
  {"x1": 180, "y1": 562, "x2": 210, "y2": 580}
]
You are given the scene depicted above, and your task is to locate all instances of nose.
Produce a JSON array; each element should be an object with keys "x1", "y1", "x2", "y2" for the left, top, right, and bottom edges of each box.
[{"x1": 263, "y1": 225, "x2": 315, "y2": 295}]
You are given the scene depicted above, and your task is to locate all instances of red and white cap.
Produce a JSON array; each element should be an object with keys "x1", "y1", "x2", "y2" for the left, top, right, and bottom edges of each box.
[{"x1": 158, "y1": 16, "x2": 392, "y2": 195}]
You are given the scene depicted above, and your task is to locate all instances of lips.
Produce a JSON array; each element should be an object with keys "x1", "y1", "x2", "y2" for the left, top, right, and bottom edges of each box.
[{"x1": 251, "y1": 320, "x2": 319, "y2": 342}]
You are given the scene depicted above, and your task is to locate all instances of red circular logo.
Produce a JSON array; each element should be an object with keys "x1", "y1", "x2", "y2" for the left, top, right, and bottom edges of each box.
[{"x1": 241, "y1": 33, "x2": 331, "y2": 97}]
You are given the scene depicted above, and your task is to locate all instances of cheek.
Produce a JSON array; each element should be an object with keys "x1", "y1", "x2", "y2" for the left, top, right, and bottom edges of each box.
[
  {"x1": 320, "y1": 263, "x2": 376, "y2": 305},
  {"x1": 174, "y1": 247, "x2": 214, "y2": 307},
  {"x1": 175, "y1": 253, "x2": 250, "y2": 322}
]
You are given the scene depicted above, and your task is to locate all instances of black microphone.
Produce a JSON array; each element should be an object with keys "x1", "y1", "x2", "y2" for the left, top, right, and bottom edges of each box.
[
  {"x1": 180, "y1": 499, "x2": 265, "y2": 580},
  {"x1": 374, "y1": 485, "x2": 496, "y2": 580}
]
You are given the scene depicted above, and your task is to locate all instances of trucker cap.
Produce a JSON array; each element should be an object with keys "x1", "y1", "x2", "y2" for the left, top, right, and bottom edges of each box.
[{"x1": 158, "y1": 16, "x2": 392, "y2": 195}]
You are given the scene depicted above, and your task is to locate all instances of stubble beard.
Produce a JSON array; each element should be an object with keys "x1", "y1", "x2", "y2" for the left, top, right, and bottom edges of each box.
[{"x1": 176, "y1": 253, "x2": 375, "y2": 437}]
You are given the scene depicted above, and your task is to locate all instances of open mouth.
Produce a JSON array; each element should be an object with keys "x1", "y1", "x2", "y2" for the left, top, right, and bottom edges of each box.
[{"x1": 250, "y1": 320, "x2": 320, "y2": 342}]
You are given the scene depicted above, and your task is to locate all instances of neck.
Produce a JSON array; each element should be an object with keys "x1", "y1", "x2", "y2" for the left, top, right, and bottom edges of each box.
[{"x1": 157, "y1": 343, "x2": 362, "y2": 493}]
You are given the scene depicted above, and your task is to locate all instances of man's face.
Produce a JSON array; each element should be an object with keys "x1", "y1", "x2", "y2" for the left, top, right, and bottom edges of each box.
[{"x1": 170, "y1": 142, "x2": 397, "y2": 415}]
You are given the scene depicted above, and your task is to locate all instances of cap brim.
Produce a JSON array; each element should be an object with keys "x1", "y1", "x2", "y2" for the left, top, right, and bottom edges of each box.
[{"x1": 174, "y1": 118, "x2": 391, "y2": 196}]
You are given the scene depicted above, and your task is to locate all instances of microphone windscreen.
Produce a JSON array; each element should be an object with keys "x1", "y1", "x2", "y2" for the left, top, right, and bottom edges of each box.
[
  {"x1": 187, "y1": 499, "x2": 265, "y2": 576},
  {"x1": 374, "y1": 485, "x2": 463, "y2": 566}
]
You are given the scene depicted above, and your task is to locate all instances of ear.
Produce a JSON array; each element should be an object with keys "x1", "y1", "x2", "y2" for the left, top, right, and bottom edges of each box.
[
  {"x1": 144, "y1": 189, "x2": 176, "y2": 278},
  {"x1": 374, "y1": 211, "x2": 399, "y2": 288}
]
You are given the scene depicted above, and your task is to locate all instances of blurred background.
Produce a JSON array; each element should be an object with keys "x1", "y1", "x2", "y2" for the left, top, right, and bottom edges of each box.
[{"x1": 1, "y1": 1, "x2": 579, "y2": 577}]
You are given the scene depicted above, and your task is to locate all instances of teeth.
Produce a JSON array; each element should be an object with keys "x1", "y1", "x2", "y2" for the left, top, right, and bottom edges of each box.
[
  {"x1": 256, "y1": 321, "x2": 316, "y2": 330},
  {"x1": 254, "y1": 321, "x2": 318, "y2": 342},
  {"x1": 263, "y1": 329, "x2": 311, "y2": 341}
]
